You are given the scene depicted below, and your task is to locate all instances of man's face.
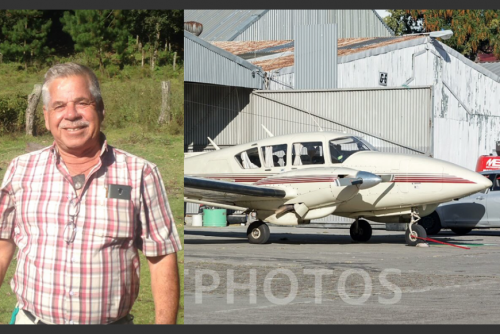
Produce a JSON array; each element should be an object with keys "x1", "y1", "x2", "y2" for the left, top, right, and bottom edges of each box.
[{"x1": 43, "y1": 75, "x2": 104, "y2": 155}]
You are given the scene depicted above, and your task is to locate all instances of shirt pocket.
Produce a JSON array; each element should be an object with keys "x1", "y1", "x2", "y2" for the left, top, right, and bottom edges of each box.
[{"x1": 93, "y1": 198, "x2": 135, "y2": 240}]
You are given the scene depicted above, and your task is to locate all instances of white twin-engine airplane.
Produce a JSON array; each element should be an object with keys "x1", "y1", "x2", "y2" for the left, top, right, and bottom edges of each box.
[{"x1": 185, "y1": 131, "x2": 492, "y2": 246}]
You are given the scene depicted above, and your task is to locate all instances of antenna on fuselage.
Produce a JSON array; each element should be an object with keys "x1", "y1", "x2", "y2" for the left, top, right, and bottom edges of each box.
[
  {"x1": 207, "y1": 137, "x2": 220, "y2": 150},
  {"x1": 305, "y1": 111, "x2": 323, "y2": 132},
  {"x1": 261, "y1": 125, "x2": 274, "y2": 137}
]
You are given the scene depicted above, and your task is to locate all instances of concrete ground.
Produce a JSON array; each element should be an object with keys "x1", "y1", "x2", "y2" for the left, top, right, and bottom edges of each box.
[{"x1": 184, "y1": 224, "x2": 500, "y2": 324}]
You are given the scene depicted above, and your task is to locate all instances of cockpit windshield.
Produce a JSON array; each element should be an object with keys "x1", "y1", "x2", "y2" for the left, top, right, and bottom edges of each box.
[{"x1": 329, "y1": 136, "x2": 376, "y2": 164}]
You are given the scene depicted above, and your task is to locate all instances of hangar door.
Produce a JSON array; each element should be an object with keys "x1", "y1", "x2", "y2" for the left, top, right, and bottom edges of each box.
[{"x1": 245, "y1": 86, "x2": 433, "y2": 156}]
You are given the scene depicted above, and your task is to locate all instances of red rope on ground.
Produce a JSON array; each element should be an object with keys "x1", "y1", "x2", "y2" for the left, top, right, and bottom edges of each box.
[{"x1": 416, "y1": 236, "x2": 470, "y2": 250}]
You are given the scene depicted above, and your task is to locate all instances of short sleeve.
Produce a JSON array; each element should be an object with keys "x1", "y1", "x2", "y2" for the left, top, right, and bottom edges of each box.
[
  {"x1": 138, "y1": 164, "x2": 182, "y2": 257},
  {"x1": 0, "y1": 159, "x2": 17, "y2": 239}
]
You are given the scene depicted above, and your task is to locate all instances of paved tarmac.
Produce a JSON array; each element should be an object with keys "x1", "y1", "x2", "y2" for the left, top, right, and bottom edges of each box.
[{"x1": 184, "y1": 224, "x2": 500, "y2": 324}]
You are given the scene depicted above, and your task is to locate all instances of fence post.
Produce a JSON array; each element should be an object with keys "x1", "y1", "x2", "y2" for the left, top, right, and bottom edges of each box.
[
  {"x1": 26, "y1": 84, "x2": 42, "y2": 136},
  {"x1": 173, "y1": 52, "x2": 177, "y2": 71},
  {"x1": 158, "y1": 81, "x2": 171, "y2": 125}
]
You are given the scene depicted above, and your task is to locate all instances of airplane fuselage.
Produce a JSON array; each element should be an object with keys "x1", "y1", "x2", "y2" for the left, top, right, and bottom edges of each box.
[{"x1": 185, "y1": 132, "x2": 491, "y2": 226}]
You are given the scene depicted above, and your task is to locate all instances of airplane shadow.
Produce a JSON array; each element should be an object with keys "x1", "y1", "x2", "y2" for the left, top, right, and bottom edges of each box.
[
  {"x1": 184, "y1": 231, "x2": 249, "y2": 245},
  {"x1": 185, "y1": 230, "x2": 424, "y2": 246},
  {"x1": 185, "y1": 229, "x2": 500, "y2": 246}
]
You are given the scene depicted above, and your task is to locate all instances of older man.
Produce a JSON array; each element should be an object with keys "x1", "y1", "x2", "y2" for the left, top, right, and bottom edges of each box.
[{"x1": 0, "y1": 63, "x2": 182, "y2": 324}]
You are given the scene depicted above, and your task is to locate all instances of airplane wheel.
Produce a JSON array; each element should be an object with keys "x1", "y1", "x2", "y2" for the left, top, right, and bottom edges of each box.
[
  {"x1": 405, "y1": 224, "x2": 427, "y2": 246},
  {"x1": 350, "y1": 219, "x2": 372, "y2": 242},
  {"x1": 419, "y1": 211, "x2": 442, "y2": 235},
  {"x1": 247, "y1": 221, "x2": 270, "y2": 244},
  {"x1": 451, "y1": 228, "x2": 472, "y2": 235}
]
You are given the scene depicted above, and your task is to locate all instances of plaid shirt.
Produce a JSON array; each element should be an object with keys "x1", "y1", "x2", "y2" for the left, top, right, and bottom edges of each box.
[{"x1": 0, "y1": 137, "x2": 182, "y2": 324}]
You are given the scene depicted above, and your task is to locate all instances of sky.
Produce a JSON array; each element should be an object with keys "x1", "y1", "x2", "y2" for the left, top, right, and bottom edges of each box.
[{"x1": 375, "y1": 10, "x2": 390, "y2": 18}]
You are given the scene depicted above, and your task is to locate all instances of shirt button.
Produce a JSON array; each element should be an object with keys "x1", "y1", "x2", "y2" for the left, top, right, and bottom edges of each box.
[
  {"x1": 14, "y1": 227, "x2": 20, "y2": 234},
  {"x1": 72, "y1": 257, "x2": 78, "y2": 263},
  {"x1": 69, "y1": 320, "x2": 74, "y2": 324},
  {"x1": 69, "y1": 291, "x2": 74, "y2": 296}
]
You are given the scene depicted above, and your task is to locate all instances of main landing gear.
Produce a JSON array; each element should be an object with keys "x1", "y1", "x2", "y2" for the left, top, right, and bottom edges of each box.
[
  {"x1": 405, "y1": 209, "x2": 428, "y2": 246},
  {"x1": 247, "y1": 221, "x2": 270, "y2": 244},
  {"x1": 350, "y1": 218, "x2": 372, "y2": 242}
]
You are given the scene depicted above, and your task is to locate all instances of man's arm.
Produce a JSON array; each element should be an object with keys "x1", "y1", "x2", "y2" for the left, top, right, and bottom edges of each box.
[
  {"x1": 0, "y1": 238, "x2": 16, "y2": 288},
  {"x1": 147, "y1": 252, "x2": 180, "y2": 324}
]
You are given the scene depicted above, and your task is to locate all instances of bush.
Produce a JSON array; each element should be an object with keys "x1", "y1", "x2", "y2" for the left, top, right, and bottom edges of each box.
[
  {"x1": 0, "y1": 94, "x2": 28, "y2": 134},
  {"x1": 0, "y1": 58, "x2": 184, "y2": 134}
]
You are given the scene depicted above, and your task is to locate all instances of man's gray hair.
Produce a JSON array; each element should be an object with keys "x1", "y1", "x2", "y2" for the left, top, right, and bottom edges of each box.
[{"x1": 42, "y1": 62, "x2": 104, "y2": 112}]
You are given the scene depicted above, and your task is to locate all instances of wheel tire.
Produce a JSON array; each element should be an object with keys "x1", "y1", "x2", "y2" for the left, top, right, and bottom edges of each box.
[
  {"x1": 247, "y1": 221, "x2": 270, "y2": 244},
  {"x1": 405, "y1": 224, "x2": 427, "y2": 246},
  {"x1": 419, "y1": 211, "x2": 442, "y2": 235},
  {"x1": 350, "y1": 219, "x2": 372, "y2": 242},
  {"x1": 451, "y1": 228, "x2": 472, "y2": 235}
]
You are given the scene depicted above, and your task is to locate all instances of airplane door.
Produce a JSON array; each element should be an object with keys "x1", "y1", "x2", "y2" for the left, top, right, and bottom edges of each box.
[{"x1": 485, "y1": 174, "x2": 500, "y2": 226}]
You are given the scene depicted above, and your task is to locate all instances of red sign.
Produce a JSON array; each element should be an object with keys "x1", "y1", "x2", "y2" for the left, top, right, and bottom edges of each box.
[{"x1": 476, "y1": 156, "x2": 500, "y2": 172}]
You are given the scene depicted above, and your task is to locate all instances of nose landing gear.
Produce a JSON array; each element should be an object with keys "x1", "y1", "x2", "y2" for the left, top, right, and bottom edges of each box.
[{"x1": 405, "y1": 209, "x2": 428, "y2": 246}]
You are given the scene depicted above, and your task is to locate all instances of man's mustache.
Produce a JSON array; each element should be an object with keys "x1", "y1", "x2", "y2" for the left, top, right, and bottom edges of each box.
[{"x1": 59, "y1": 120, "x2": 90, "y2": 129}]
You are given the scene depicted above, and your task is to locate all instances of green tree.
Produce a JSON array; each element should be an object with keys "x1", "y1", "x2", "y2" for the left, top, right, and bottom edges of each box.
[
  {"x1": 419, "y1": 10, "x2": 500, "y2": 60},
  {"x1": 384, "y1": 10, "x2": 424, "y2": 36},
  {"x1": 124, "y1": 10, "x2": 184, "y2": 67},
  {"x1": 0, "y1": 10, "x2": 52, "y2": 69},
  {"x1": 61, "y1": 10, "x2": 130, "y2": 72},
  {"x1": 387, "y1": 10, "x2": 500, "y2": 60}
]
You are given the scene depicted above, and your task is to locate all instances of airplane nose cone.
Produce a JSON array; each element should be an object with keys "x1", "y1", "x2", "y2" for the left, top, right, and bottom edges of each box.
[
  {"x1": 356, "y1": 171, "x2": 382, "y2": 190},
  {"x1": 472, "y1": 172, "x2": 493, "y2": 191}
]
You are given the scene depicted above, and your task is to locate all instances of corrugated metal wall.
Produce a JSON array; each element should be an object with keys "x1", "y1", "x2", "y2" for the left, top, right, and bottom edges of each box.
[
  {"x1": 337, "y1": 40, "x2": 500, "y2": 170},
  {"x1": 247, "y1": 88, "x2": 433, "y2": 155},
  {"x1": 184, "y1": 32, "x2": 263, "y2": 89},
  {"x1": 184, "y1": 82, "x2": 254, "y2": 151},
  {"x1": 186, "y1": 203, "x2": 199, "y2": 215},
  {"x1": 479, "y1": 62, "x2": 500, "y2": 77},
  {"x1": 295, "y1": 24, "x2": 337, "y2": 89},
  {"x1": 235, "y1": 10, "x2": 393, "y2": 41},
  {"x1": 268, "y1": 67, "x2": 295, "y2": 90},
  {"x1": 185, "y1": 85, "x2": 433, "y2": 153},
  {"x1": 184, "y1": 10, "x2": 267, "y2": 41}
]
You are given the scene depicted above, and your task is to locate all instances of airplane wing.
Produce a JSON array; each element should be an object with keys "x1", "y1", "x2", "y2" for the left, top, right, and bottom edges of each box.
[
  {"x1": 185, "y1": 176, "x2": 288, "y2": 208},
  {"x1": 184, "y1": 171, "x2": 376, "y2": 207},
  {"x1": 185, "y1": 176, "x2": 287, "y2": 198},
  {"x1": 185, "y1": 169, "x2": 383, "y2": 223}
]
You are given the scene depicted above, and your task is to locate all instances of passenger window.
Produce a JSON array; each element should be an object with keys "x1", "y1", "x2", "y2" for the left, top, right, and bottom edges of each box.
[
  {"x1": 261, "y1": 144, "x2": 287, "y2": 168},
  {"x1": 235, "y1": 148, "x2": 261, "y2": 169},
  {"x1": 292, "y1": 142, "x2": 324, "y2": 166}
]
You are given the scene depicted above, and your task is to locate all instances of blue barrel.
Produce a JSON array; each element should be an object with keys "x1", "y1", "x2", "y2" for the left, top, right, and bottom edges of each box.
[{"x1": 203, "y1": 209, "x2": 227, "y2": 227}]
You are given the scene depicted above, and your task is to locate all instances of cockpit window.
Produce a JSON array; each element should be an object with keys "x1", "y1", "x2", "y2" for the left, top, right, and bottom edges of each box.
[
  {"x1": 235, "y1": 147, "x2": 261, "y2": 169},
  {"x1": 329, "y1": 136, "x2": 376, "y2": 164}
]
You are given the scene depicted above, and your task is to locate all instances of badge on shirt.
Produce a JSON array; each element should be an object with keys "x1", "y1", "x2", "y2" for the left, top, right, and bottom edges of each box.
[{"x1": 107, "y1": 184, "x2": 132, "y2": 200}]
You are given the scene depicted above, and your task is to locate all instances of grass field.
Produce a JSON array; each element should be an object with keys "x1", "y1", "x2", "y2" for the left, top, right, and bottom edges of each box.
[{"x1": 0, "y1": 127, "x2": 184, "y2": 324}]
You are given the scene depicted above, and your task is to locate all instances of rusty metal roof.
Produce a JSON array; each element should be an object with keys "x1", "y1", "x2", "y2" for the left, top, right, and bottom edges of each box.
[{"x1": 212, "y1": 35, "x2": 424, "y2": 71}]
